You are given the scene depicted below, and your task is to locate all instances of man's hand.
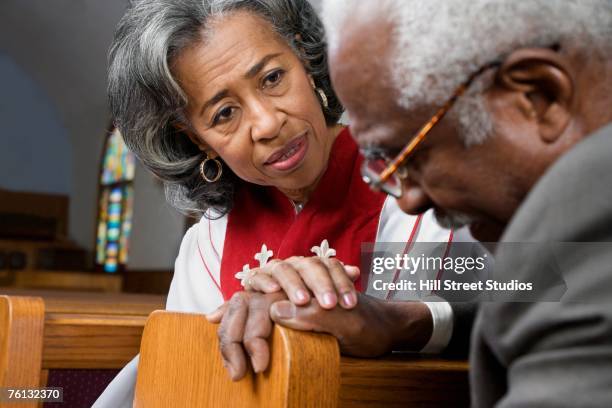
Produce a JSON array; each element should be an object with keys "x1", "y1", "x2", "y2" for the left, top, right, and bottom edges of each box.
[
  {"x1": 207, "y1": 291, "x2": 286, "y2": 381},
  {"x1": 270, "y1": 294, "x2": 434, "y2": 358},
  {"x1": 207, "y1": 291, "x2": 434, "y2": 381}
]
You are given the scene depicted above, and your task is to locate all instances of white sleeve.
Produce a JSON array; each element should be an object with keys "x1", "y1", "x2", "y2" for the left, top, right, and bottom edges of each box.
[
  {"x1": 91, "y1": 356, "x2": 139, "y2": 408},
  {"x1": 420, "y1": 297, "x2": 454, "y2": 353},
  {"x1": 93, "y1": 216, "x2": 228, "y2": 408},
  {"x1": 166, "y1": 215, "x2": 226, "y2": 314},
  {"x1": 373, "y1": 197, "x2": 454, "y2": 354}
]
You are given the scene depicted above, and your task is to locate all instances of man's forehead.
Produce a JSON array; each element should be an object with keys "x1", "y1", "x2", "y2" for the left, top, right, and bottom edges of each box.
[
  {"x1": 330, "y1": 12, "x2": 394, "y2": 66},
  {"x1": 328, "y1": 17, "x2": 397, "y2": 107}
]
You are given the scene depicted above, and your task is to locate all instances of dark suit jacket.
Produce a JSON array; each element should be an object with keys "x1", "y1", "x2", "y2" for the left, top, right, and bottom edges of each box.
[{"x1": 469, "y1": 123, "x2": 612, "y2": 407}]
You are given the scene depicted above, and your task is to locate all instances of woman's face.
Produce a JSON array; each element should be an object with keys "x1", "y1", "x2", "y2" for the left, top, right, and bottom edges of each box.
[{"x1": 172, "y1": 11, "x2": 334, "y2": 198}]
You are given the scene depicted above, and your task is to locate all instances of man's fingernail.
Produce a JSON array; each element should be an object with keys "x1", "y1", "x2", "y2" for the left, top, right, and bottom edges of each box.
[
  {"x1": 342, "y1": 292, "x2": 356, "y2": 307},
  {"x1": 323, "y1": 292, "x2": 336, "y2": 307},
  {"x1": 295, "y1": 289, "x2": 308, "y2": 302},
  {"x1": 273, "y1": 302, "x2": 295, "y2": 319},
  {"x1": 252, "y1": 357, "x2": 263, "y2": 374},
  {"x1": 228, "y1": 366, "x2": 239, "y2": 381},
  {"x1": 223, "y1": 360, "x2": 236, "y2": 379},
  {"x1": 268, "y1": 282, "x2": 281, "y2": 291}
]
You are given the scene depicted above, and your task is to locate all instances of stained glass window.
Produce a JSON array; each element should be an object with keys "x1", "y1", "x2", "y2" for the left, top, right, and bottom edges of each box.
[{"x1": 96, "y1": 127, "x2": 135, "y2": 273}]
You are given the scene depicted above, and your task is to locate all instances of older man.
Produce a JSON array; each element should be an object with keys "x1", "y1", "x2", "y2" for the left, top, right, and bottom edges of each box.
[{"x1": 287, "y1": 0, "x2": 611, "y2": 406}]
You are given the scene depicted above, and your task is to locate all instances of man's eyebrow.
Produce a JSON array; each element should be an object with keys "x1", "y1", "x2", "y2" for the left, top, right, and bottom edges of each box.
[
  {"x1": 244, "y1": 52, "x2": 282, "y2": 79},
  {"x1": 199, "y1": 53, "x2": 283, "y2": 117}
]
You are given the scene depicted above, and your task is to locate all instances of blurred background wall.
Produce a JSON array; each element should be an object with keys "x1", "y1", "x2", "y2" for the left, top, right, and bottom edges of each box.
[{"x1": 0, "y1": 0, "x2": 184, "y2": 269}]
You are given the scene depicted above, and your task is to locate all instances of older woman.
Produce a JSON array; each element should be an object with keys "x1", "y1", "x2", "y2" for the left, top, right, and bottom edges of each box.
[{"x1": 94, "y1": 0, "x2": 473, "y2": 406}]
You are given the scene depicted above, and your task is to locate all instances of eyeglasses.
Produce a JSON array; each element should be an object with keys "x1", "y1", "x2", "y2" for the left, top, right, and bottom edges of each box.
[{"x1": 361, "y1": 61, "x2": 501, "y2": 198}]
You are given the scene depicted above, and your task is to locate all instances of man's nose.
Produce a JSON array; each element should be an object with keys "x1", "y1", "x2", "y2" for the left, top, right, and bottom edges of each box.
[
  {"x1": 396, "y1": 179, "x2": 433, "y2": 215},
  {"x1": 250, "y1": 98, "x2": 286, "y2": 142}
]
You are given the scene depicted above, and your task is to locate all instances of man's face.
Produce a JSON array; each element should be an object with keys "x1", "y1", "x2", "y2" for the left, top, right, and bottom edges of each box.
[{"x1": 329, "y1": 20, "x2": 530, "y2": 241}]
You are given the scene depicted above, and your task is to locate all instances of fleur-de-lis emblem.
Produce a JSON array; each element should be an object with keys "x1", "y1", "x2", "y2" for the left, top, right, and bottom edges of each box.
[
  {"x1": 235, "y1": 264, "x2": 252, "y2": 287},
  {"x1": 311, "y1": 239, "x2": 336, "y2": 259},
  {"x1": 254, "y1": 244, "x2": 274, "y2": 267}
]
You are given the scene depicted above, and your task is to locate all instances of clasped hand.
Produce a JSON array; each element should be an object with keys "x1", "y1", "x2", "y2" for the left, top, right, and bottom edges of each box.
[{"x1": 206, "y1": 256, "x2": 432, "y2": 381}]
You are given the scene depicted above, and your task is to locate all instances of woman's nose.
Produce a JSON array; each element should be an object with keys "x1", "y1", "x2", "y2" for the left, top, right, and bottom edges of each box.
[
  {"x1": 250, "y1": 98, "x2": 286, "y2": 142},
  {"x1": 396, "y1": 179, "x2": 433, "y2": 215}
]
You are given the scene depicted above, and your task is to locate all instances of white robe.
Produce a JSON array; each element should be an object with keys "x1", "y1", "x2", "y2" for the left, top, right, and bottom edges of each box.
[{"x1": 93, "y1": 197, "x2": 477, "y2": 408}]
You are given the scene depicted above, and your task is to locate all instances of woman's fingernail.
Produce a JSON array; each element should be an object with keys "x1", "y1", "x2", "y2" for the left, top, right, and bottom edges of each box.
[
  {"x1": 343, "y1": 292, "x2": 356, "y2": 307},
  {"x1": 205, "y1": 310, "x2": 221, "y2": 322},
  {"x1": 273, "y1": 302, "x2": 296, "y2": 319},
  {"x1": 323, "y1": 293, "x2": 336, "y2": 307},
  {"x1": 346, "y1": 265, "x2": 360, "y2": 275},
  {"x1": 295, "y1": 289, "x2": 308, "y2": 302}
]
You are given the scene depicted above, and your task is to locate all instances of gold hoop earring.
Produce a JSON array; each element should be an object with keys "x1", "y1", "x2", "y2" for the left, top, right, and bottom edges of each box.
[
  {"x1": 316, "y1": 87, "x2": 329, "y2": 109},
  {"x1": 200, "y1": 154, "x2": 223, "y2": 183}
]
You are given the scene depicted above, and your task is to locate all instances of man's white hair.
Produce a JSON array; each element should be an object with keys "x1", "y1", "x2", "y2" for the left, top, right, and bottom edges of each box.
[{"x1": 323, "y1": 0, "x2": 612, "y2": 146}]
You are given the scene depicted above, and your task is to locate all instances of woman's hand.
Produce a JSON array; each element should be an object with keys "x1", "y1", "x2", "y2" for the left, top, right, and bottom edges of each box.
[
  {"x1": 207, "y1": 256, "x2": 360, "y2": 326},
  {"x1": 246, "y1": 256, "x2": 360, "y2": 309}
]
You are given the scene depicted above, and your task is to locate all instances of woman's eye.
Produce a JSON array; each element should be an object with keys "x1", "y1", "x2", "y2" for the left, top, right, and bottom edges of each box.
[
  {"x1": 212, "y1": 106, "x2": 235, "y2": 125},
  {"x1": 263, "y1": 69, "x2": 284, "y2": 87}
]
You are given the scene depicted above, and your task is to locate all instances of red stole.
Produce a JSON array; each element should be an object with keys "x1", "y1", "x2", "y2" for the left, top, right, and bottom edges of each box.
[{"x1": 219, "y1": 128, "x2": 386, "y2": 300}]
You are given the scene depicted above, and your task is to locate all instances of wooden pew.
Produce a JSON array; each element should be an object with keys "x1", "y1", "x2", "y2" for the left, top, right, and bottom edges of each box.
[
  {"x1": 0, "y1": 291, "x2": 165, "y2": 407},
  {"x1": 37, "y1": 290, "x2": 164, "y2": 370},
  {"x1": 135, "y1": 311, "x2": 470, "y2": 407},
  {"x1": 3, "y1": 270, "x2": 122, "y2": 293},
  {"x1": 0, "y1": 296, "x2": 45, "y2": 408}
]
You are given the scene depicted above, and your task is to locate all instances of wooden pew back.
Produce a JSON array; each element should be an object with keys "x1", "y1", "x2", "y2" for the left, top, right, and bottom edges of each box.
[
  {"x1": 0, "y1": 296, "x2": 45, "y2": 398},
  {"x1": 135, "y1": 311, "x2": 470, "y2": 408},
  {"x1": 135, "y1": 311, "x2": 340, "y2": 408},
  {"x1": 0, "y1": 292, "x2": 164, "y2": 407},
  {"x1": 38, "y1": 291, "x2": 164, "y2": 369}
]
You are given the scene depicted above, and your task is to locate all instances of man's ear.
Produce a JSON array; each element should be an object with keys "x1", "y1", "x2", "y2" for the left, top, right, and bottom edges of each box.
[{"x1": 496, "y1": 47, "x2": 574, "y2": 143}]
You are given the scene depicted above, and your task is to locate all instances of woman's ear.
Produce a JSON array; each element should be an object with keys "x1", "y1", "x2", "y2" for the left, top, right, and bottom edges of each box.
[
  {"x1": 172, "y1": 120, "x2": 207, "y2": 151},
  {"x1": 496, "y1": 47, "x2": 574, "y2": 143}
]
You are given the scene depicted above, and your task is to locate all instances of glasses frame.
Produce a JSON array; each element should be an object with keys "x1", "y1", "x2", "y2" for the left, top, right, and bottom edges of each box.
[{"x1": 362, "y1": 61, "x2": 501, "y2": 198}]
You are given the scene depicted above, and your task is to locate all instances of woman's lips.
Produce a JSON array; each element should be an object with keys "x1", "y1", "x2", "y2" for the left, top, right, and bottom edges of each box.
[{"x1": 264, "y1": 133, "x2": 309, "y2": 172}]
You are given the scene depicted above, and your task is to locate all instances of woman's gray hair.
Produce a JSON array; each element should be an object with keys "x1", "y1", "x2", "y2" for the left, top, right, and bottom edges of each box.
[{"x1": 108, "y1": 0, "x2": 342, "y2": 218}]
